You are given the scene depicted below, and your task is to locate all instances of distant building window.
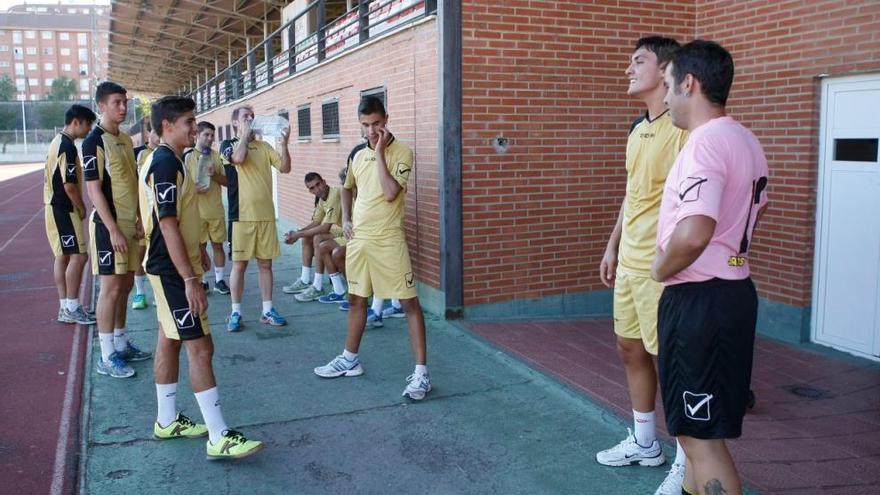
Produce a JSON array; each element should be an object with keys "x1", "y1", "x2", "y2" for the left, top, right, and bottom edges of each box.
[
  {"x1": 79, "y1": 93, "x2": 88, "y2": 100},
  {"x1": 41, "y1": 31, "x2": 52, "y2": 40},
  {"x1": 360, "y1": 86, "x2": 387, "y2": 108},
  {"x1": 79, "y1": 64, "x2": 88, "y2": 75},
  {"x1": 27, "y1": 63, "x2": 36, "y2": 70},
  {"x1": 0, "y1": 61, "x2": 9, "y2": 68},
  {"x1": 28, "y1": 78, "x2": 38, "y2": 86},
  {"x1": 12, "y1": 31, "x2": 22, "y2": 44},
  {"x1": 14, "y1": 63, "x2": 23, "y2": 75},
  {"x1": 15, "y1": 79, "x2": 25, "y2": 91},
  {"x1": 43, "y1": 47, "x2": 53, "y2": 55},
  {"x1": 45, "y1": 78, "x2": 53, "y2": 87},
  {"x1": 25, "y1": 31, "x2": 35, "y2": 39},
  {"x1": 0, "y1": 45, "x2": 7, "y2": 52},
  {"x1": 77, "y1": 33, "x2": 87, "y2": 46},
  {"x1": 297, "y1": 105, "x2": 311, "y2": 139},
  {"x1": 60, "y1": 48, "x2": 71, "y2": 56},
  {"x1": 78, "y1": 49, "x2": 88, "y2": 62},
  {"x1": 79, "y1": 79, "x2": 89, "y2": 91},
  {"x1": 30, "y1": 94, "x2": 38, "y2": 101},
  {"x1": 0, "y1": 30, "x2": 5, "y2": 36},
  {"x1": 26, "y1": 47, "x2": 36, "y2": 55},
  {"x1": 321, "y1": 100, "x2": 339, "y2": 138},
  {"x1": 13, "y1": 47, "x2": 22, "y2": 60},
  {"x1": 62, "y1": 63, "x2": 71, "y2": 71},
  {"x1": 59, "y1": 32, "x2": 69, "y2": 41},
  {"x1": 44, "y1": 63, "x2": 53, "y2": 71}
]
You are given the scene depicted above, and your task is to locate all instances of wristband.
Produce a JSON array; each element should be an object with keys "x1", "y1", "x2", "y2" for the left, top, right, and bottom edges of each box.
[{"x1": 184, "y1": 276, "x2": 198, "y2": 282}]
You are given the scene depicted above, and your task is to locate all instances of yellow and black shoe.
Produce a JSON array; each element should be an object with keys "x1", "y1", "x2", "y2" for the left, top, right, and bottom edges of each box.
[
  {"x1": 206, "y1": 429, "x2": 264, "y2": 460},
  {"x1": 153, "y1": 413, "x2": 208, "y2": 440}
]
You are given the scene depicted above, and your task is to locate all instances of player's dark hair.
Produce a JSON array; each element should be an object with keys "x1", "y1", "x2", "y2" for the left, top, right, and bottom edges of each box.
[
  {"x1": 65, "y1": 104, "x2": 96, "y2": 125},
  {"x1": 358, "y1": 96, "x2": 386, "y2": 117},
  {"x1": 95, "y1": 81, "x2": 127, "y2": 103},
  {"x1": 635, "y1": 36, "x2": 680, "y2": 68},
  {"x1": 198, "y1": 121, "x2": 216, "y2": 133},
  {"x1": 670, "y1": 40, "x2": 734, "y2": 107},
  {"x1": 231, "y1": 105, "x2": 254, "y2": 131},
  {"x1": 151, "y1": 96, "x2": 196, "y2": 137},
  {"x1": 304, "y1": 172, "x2": 323, "y2": 183}
]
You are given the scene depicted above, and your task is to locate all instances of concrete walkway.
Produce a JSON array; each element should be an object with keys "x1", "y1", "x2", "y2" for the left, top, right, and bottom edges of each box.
[{"x1": 81, "y1": 237, "x2": 679, "y2": 495}]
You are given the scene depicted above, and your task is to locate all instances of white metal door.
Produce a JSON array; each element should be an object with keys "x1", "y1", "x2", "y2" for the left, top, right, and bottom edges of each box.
[{"x1": 813, "y1": 74, "x2": 880, "y2": 359}]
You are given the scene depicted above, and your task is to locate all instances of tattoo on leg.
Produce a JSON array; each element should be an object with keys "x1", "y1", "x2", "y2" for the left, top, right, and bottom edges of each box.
[{"x1": 704, "y1": 479, "x2": 728, "y2": 495}]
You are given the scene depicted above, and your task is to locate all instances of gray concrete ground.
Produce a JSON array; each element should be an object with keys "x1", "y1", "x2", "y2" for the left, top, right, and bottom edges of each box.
[{"x1": 81, "y1": 233, "x2": 680, "y2": 494}]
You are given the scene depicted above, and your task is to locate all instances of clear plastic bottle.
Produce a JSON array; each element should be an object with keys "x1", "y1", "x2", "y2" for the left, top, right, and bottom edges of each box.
[{"x1": 196, "y1": 148, "x2": 212, "y2": 189}]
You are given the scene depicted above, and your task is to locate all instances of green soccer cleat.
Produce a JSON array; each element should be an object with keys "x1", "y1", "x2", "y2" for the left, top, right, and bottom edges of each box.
[
  {"x1": 154, "y1": 413, "x2": 208, "y2": 440},
  {"x1": 206, "y1": 430, "x2": 264, "y2": 460},
  {"x1": 131, "y1": 294, "x2": 148, "y2": 310}
]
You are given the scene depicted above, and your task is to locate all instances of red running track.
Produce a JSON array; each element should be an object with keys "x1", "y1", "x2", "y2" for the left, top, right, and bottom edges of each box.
[{"x1": 0, "y1": 167, "x2": 89, "y2": 495}]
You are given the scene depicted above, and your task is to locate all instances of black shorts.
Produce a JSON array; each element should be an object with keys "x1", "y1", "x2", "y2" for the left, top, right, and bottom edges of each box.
[
  {"x1": 148, "y1": 273, "x2": 210, "y2": 341},
  {"x1": 658, "y1": 277, "x2": 757, "y2": 439},
  {"x1": 227, "y1": 219, "x2": 234, "y2": 260}
]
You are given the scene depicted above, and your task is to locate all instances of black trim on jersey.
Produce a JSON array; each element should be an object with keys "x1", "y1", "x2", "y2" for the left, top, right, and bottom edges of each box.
[
  {"x1": 219, "y1": 138, "x2": 239, "y2": 221},
  {"x1": 82, "y1": 125, "x2": 116, "y2": 223},
  {"x1": 145, "y1": 145, "x2": 185, "y2": 277},
  {"x1": 345, "y1": 141, "x2": 370, "y2": 188},
  {"x1": 629, "y1": 109, "x2": 670, "y2": 135},
  {"x1": 49, "y1": 132, "x2": 79, "y2": 210},
  {"x1": 133, "y1": 144, "x2": 147, "y2": 160}
]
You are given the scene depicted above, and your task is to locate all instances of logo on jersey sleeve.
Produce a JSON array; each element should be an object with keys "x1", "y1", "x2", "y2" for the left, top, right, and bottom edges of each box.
[
  {"x1": 66, "y1": 163, "x2": 78, "y2": 178},
  {"x1": 82, "y1": 156, "x2": 97, "y2": 173},
  {"x1": 172, "y1": 308, "x2": 195, "y2": 329},
  {"x1": 683, "y1": 391, "x2": 713, "y2": 421},
  {"x1": 395, "y1": 162, "x2": 411, "y2": 180},
  {"x1": 221, "y1": 145, "x2": 234, "y2": 162},
  {"x1": 678, "y1": 177, "x2": 707, "y2": 203},
  {"x1": 155, "y1": 182, "x2": 176, "y2": 204}
]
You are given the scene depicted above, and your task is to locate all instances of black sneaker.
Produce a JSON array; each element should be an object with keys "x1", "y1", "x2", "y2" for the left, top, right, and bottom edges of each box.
[
  {"x1": 202, "y1": 281, "x2": 210, "y2": 293},
  {"x1": 214, "y1": 280, "x2": 230, "y2": 295}
]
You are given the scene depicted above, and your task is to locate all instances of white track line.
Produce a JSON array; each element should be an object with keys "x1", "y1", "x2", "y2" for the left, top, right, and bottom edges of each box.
[
  {"x1": 0, "y1": 206, "x2": 43, "y2": 254},
  {"x1": 0, "y1": 181, "x2": 41, "y2": 207},
  {"x1": 50, "y1": 262, "x2": 90, "y2": 495}
]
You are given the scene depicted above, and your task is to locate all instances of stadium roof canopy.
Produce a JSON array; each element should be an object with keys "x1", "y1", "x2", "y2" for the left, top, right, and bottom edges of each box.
[{"x1": 108, "y1": 0, "x2": 284, "y2": 95}]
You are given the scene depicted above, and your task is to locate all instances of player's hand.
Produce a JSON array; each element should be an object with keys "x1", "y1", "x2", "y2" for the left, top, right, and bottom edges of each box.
[
  {"x1": 375, "y1": 127, "x2": 391, "y2": 157},
  {"x1": 185, "y1": 277, "x2": 208, "y2": 316},
  {"x1": 204, "y1": 163, "x2": 215, "y2": 177},
  {"x1": 283, "y1": 230, "x2": 298, "y2": 244},
  {"x1": 343, "y1": 221, "x2": 354, "y2": 240},
  {"x1": 196, "y1": 183, "x2": 210, "y2": 193},
  {"x1": 77, "y1": 206, "x2": 86, "y2": 220},
  {"x1": 599, "y1": 248, "x2": 617, "y2": 288},
  {"x1": 241, "y1": 119, "x2": 254, "y2": 143},
  {"x1": 650, "y1": 250, "x2": 665, "y2": 282},
  {"x1": 135, "y1": 220, "x2": 145, "y2": 240},
  {"x1": 280, "y1": 126, "x2": 290, "y2": 143},
  {"x1": 110, "y1": 227, "x2": 128, "y2": 253}
]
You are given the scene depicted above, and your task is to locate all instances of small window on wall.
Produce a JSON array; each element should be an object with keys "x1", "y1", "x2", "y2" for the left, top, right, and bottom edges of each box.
[
  {"x1": 360, "y1": 86, "x2": 386, "y2": 109},
  {"x1": 217, "y1": 127, "x2": 224, "y2": 141},
  {"x1": 225, "y1": 124, "x2": 232, "y2": 141},
  {"x1": 321, "y1": 100, "x2": 339, "y2": 138},
  {"x1": 297, "y1": 105, "x2": 311, "y2": 139}
]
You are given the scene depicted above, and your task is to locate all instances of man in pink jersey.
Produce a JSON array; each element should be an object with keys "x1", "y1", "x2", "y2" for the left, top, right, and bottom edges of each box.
[{"x1": 652, "y1": 40, "x2": 769, "y2": 495}]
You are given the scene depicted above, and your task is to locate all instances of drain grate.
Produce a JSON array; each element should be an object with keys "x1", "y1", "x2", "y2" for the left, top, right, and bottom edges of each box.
[{"x1": 784, "y1": 384, "x2": 834, "y2": 399}]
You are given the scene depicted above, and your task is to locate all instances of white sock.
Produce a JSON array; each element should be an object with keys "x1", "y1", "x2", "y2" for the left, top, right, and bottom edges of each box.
[
  {"x1": 262, "y1": 300, "x2": 273, "y2": 313},
  {"x1": 194, "y1": 387, "x2": 229, "y2": 444},
  {"x1": 60, "y1": 298, "x2": 66, "y2": 310},
  {"x1": 99, "y1": 333, "x2": 115, "y2": 362},
  {"x1": 342, "y1": 349, "x2": 357, "y2": 362},
  {"x1": 392, "y1": 299, "x2": 402, "y2": 309},
  {"x1": 301, "y1": 265, "x2": 313, "y2": 284},
  {"x1": 134, "y1": 275, "x2": 146, "y2": 296},
  {"x1": 214, "y1": 267, "x2": 224, "y2": 283},
  {"x1": 113, "y1": 328, "x2": 128, "y2": 352},
  {"x1": 415, "y1": 364, "x2": 428, "y2": 375},
  {"x1": 66, "y1": 298, "x2": 80, "y2": 312},
  {"x1": 371, "y1": 297, "x2": 384, "y2": 315},
  {"x1": 633, "y1": 409, "x2": 656, "y2": 447},
  {"x1": 156, "y1": 383, "x2": 178, "y2": 427},
  {"x1": 329, "y1": 272, "x2": 346, "y2": 295},
  {"x1": 312, "y1": 272, "x2": 323, "y2": 291},
  {"x1": 231, "y1": 303, "x2": 242, "y2": 314},
  {"x1": 674, "y1": 440, "x2": 686, "y2": 466}
]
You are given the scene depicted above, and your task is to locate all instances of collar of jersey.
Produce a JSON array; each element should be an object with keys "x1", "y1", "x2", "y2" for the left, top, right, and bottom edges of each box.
[{"x1": 366, "y1": 133, "x2": 395, "y2": 151}]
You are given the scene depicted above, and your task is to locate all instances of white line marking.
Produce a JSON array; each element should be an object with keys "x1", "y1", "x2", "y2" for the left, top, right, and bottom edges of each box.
[
  {"x1": 0, "y1": 181, "x2": 42, "y2": 207},
  {"x1": 0, "y1": 206, "x2": 43, "y2": 254}
]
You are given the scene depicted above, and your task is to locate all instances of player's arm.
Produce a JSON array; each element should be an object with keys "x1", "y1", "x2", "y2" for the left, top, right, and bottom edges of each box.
[
  {"x1": 230, "y1": 121, "x2": 252, "y2": 165},
  {"x1": 650, "y1": 215, "x2": 716, "y2": 282},
  {"x1": 374, "y1": 128, "x2": 402, "y2": 202},
  {"x1": 63, "y1": 183, "x2": 86, "y2": 219},
  {"x1": 209, "y1": 155, "x2": 228, "y2": 186},
  {"x1": 278, "y1": 127, "x2": 291, "y2": 174},
  {"x1": 599, "y1": 199, "x2": 625, "y2": 287},
  {"x1": 60, "y1": 148, "x2": 87, "y2": 218},
  {"x1": 341, "y1": 166, "x2": 355, "y2": 239},
  {"x1": 83, "y1": 140, "x2": 127, "y2": 253}
]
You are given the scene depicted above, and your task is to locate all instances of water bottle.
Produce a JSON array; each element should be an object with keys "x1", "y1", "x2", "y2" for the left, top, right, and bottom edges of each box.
[{"x1": 196, "y1": 148, "x2": 212, "y2": 189}]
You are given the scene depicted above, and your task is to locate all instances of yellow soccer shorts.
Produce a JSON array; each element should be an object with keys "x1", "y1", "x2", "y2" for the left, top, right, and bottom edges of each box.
[
  {"x1": 346, "y1": 236, "x2": 417, "y2": 300},
  {"x1": 613, "y1": 270, "x2": 664, "y2": 355},
  {"x1": 200, "y1": 217, "x2": 227, "y2": 245},
  {"x1": 329, "y1": 225, "x2": 347, "y2": 247},
  {"x1": 89, "y1": 214, "x2": 139, "y2": 275},
  {"x1": 148, "y1": 273, "x2": 210, "y2": 341},
  {"x1": 231, "y1": 220, "x2": 280, "y2": 261},
  {"x1": 45, "y1": 206, "x2": 86, "y2": 256}
]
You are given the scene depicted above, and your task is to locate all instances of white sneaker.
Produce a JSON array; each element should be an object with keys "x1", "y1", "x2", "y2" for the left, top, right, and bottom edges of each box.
[
  {"x1": 654, "y1": 462, "x2": 686, "y2": 495},
  {"x1": 595, "y1": 429, "x2": 666, "y2": 467},
  {"x1": 402, "y1": 372, "x2": 431, "y2": 401},
  {"x1": 314, "y1": 355, "x2": 364, "y2": 378}
]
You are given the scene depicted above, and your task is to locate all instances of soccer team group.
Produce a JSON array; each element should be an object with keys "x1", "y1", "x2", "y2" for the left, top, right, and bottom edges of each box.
[{"x1": 41, "y1": 37, "x2": 767, "y2": 494}]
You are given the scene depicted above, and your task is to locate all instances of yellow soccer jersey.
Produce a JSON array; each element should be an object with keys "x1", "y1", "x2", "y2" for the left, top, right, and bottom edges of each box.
[
  {"x1": 43, "y1": 131, "x2": 81, "y2": 211},
  {"x1": 184, "y1": 148, "x2": 226, "y2": 221},
  {"x1": 82, "y1": 125, "x2": 139, "y2": 227},
  {"x1": 618, "y1": 111, "x2": 688, "y2": 275},
  {"x1": 229, "y1": 139, "x2": 281, "y2": 221},
  {"x1": 343, "y1": 136, "x2": 413, "y2": 240},
  {"x1": 139, "y1": 144, "x2": 202, "y2": 276},
  {"x1": 312, "y1": 186, "x2": 343, "y2": 226},
  {"x1": 136, "y1": 146, "x2": 154, "y2": 172}
]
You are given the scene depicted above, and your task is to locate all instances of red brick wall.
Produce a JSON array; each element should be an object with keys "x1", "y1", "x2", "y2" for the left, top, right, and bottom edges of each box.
[
  {"x1": 197, "y1": 19, "x2": 440, "y2": 289},
  {"x1": 461, "y1": 0, "x2": 695, "y2": 306},
  {"x1": 695, "y1": 0, "x2": 880, "y2": 306}
]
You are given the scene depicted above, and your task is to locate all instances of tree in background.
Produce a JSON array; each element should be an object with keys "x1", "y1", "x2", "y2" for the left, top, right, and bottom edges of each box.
[
  {"x1": 47, "y1": 76, "x2": 77, "y2": 101},
  {"x1": 0, "y1": 75, "x2": 15, "y2": 101},
  {"x1": 0, "y1": 76, "x2": 19, "y2": 136}
]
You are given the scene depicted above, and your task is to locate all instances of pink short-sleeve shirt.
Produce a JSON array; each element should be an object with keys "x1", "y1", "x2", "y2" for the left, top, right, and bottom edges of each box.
[{"x1": 656, "y1": 116, "x2": 769, "y2": 285}]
